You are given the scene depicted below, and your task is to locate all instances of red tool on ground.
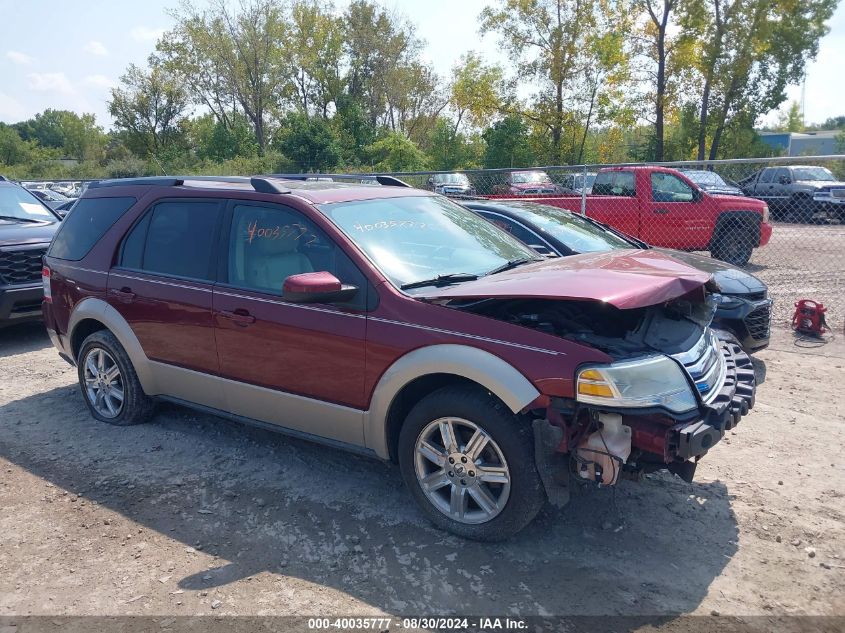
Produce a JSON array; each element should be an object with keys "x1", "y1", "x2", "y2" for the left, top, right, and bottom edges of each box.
[{"x1": 792, "y1": 299, "x2": 828, "y2": 337}]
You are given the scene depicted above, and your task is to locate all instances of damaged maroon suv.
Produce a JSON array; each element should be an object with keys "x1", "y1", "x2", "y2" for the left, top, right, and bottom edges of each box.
[{"x1": 42, "y1": 175, "x2": 756, "y2": 540}]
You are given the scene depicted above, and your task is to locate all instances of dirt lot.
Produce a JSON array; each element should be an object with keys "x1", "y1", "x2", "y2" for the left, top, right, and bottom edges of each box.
[
  {"x1": 733, "y1": 220, "x2": 845, "y2": 328},
  {"x1": 0, "y1": 321, "x2": 843, "y2": 620}
]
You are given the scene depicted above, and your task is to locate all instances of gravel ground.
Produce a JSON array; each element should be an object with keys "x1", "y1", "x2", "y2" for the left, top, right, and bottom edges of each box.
[
  {"x1": 0, "y1": 321, "x2": 843, "y2": 621},
  {"x1": 737, "y1": 221, "x2": 845, "y2": 329}
]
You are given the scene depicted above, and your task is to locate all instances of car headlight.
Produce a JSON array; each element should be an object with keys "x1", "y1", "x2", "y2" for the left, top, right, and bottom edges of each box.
[
  {"x1": 576, "y1": 356, "x2": 697, "y2": 413},
  {"x1": 762, "y1": 205, "x2": 769, "y2": 223},
  {"x1": 713, "y1": 293, "x2": 744, "y2": 309}
]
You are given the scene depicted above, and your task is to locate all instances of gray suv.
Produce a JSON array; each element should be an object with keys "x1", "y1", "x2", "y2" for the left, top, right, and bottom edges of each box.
[{"x1": 740, "y1": 165, "x2": 845, "y2": 222}]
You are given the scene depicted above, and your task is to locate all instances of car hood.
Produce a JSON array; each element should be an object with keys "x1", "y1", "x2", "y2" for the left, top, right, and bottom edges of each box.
[
  {"x1": 0, "y1": 220, "x2": 58, "y2": 247},
  {"x1": 809, "y1": 181, "x2": 845, "y2": 191},
  {"x1": 652, "y1": 248, "x2": 766, "y2": 295},
  {"x1": 419, "y1": 249, "x2": 712, "y2": 309}
]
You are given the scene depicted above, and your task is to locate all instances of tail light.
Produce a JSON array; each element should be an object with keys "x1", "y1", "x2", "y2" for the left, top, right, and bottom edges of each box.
[{"x1": 42, "y1": 266, "x2": 52, "y2": 303}]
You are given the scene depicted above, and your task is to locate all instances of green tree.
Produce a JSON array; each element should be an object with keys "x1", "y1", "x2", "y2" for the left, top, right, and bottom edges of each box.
[
  {"x1": 160, "y1": 0, "x2": 288, "y2": 152},
  {"x1": 13, "y1": 109, "x2": 105, "y2": 160},
  {"x1": 108, "y1": 62, "x2": 190, "y2": 157},
  {"x1": 275, "y1": 112, "x2": 342, "y2": 171},
  {"x1": 365, "y1": 132, "x2": 429, "y2": 171},
  {"x1": 690, "y1": 0, "x2": 836, "y2": 160},
  {"x1": 0, "y1": 125, "x2": 32, "y2": 165},
  {"x1": 190, "y1": 112, "x2": 258, "y2": 161},
  {"x1": 481, "y1": 115, "x2": 534, "y2": 168},
  {"x1": 287, "y1": 0, "x2": 345, "y2": 117},
  {"x1": 481, "y1": 0, "x2": 633, "y2": 164},
  {"x1": 424, "y1": 118, "x2": 483, "y2": 170},
  {"x1": 775, "y1": 101, "x2": 804, "y2": 132},
  {"x1": 449, "y1": 52, "x2": 506, "y2": 134}
]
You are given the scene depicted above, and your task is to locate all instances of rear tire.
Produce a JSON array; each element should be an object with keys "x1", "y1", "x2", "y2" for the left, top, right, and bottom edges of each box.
[
  {"x1": 77, "y1": 330, "x2": 154, "y2": 426},
  {"x1": 710, "y1": 224, "x2": 754, "y2": 267},
  {"x1": 398, "y1": 385, "x2": 546, "y2": 541}
]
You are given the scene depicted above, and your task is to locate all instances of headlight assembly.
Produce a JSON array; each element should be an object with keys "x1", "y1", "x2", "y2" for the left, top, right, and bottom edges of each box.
[{"x1": 576, "y1": 355, "x2": 698, "y2": 413}]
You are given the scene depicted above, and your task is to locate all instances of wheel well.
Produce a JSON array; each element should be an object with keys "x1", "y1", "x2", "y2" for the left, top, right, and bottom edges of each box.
[
  {"x1": 711, "y1": 212, "x2": 760, "y2": 247},
  {"x1": 70, "y1": 318, "x2": 108, "y2": 361},
  {"x1": 385, "y1": 373, "x2": 483, "y2": 462}
]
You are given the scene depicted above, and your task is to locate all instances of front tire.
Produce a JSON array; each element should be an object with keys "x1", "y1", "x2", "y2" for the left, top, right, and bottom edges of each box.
[
  {"x1": 77, "y1": 330, "x2": 154, "y2": 426},
  {"x1": 710, "y1": 224, "x2": 754, "y2": 267},
  {"x1": 398, "y1": 385, "x2": 546, "y2": 541}
]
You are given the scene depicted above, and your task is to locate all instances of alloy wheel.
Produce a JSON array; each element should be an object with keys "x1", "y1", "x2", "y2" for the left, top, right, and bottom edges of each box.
[
  {"x1": 413, "y1": 417, "x2": 511, "y2": 524},
  {"x1": 82, "y1": 347, "x2": 125, "y2": 419}
]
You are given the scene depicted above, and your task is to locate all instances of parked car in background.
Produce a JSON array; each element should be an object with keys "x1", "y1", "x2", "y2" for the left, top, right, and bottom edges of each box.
[
  {"x1": 558, "y1": 172, "x2": 596, "y2": 194},
  {"x1": 42, "y1": 175, "x2": 755, "y2": 540},
  {"x1": 679, "y1": 169, "x2": 744, "y2": 196},
  {"x1": 492, "y1": 170, "x2": 569, "y2": 196},
  {"x1": 27, "y1": 186, "x2": 71, "y2": 210},
  {"x1": 465, "y1": 199, "x2": 772, "y2": 352},
  {"x1": 491, "y1": 165, "x2": 772, "y2": 267},
  {"x1": 53, "y1": 199, "x2": 76, "y2": 217},
  {"x1": 0, "y1": 180, "x2": 61, "y2": 327},
  {"x1": 739, "y1": 165, "x2": 845, "y2": 222},
  {"x1": 427, "y1": 172, "x2": 476, "y2": 197}
]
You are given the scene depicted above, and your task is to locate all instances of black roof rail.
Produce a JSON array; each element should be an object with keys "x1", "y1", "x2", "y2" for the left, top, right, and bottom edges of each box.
[
  {"x1": 88, "y1": 177, "x2": 184, "y2": 189},
  {"x1": 251, "y1": 177, "x2": 291, "y2": 194},
  {"x1": 268, "y1": 173, "x2": 412, "y2": 187},
  {"x1": 373, "y1": 175, "x2": 411, "y2": 188}
]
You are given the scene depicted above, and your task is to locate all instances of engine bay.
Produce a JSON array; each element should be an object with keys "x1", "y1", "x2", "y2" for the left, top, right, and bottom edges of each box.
[{"x1": 449, "y1": 292, "x2": 718, "y2": 358}]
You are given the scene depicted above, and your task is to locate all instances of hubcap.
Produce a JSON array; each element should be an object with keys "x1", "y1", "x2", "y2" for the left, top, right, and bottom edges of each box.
[
  {"x1": 82, "y1": 348, "x2": 124, "y2": 419},
  {"x1": 414, "y1": 417, "x2": 511, "y2": 524}
]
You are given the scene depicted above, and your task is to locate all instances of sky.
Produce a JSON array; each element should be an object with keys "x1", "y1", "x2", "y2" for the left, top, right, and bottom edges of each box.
[{"x1": 0, "y1": 0, "x2": 843, "y2": 130}]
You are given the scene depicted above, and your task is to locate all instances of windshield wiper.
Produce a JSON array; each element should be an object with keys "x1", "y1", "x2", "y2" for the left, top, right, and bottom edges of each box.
[
  {"x1": 0, "y1": 215, "x2": 40, "y2": 224},
  {"x1": 485, "y1": 257, "x2": 539, "y2": 276},
  {"x1": 400, "y1": 272, "x2": 479, "y2": 290}
]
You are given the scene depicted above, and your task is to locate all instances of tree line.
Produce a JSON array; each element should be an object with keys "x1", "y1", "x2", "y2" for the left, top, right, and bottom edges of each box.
[{"x1": 0, "y1": 0, "x2": 839, "y2": 181}]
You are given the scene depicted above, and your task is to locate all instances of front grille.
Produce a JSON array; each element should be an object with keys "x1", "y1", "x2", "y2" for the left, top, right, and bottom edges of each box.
[
  {"x1": 744, "y1": 303, "x2": 772, "y2": 341},
  {"x1": 741, "y1": 291, "x2": 767, "y2": 302},
  {"x1": 0, "y1": 246, "x2": 47, "y2": 285},
  {"x1": 672, "y1": 331, "x2": 727, "y2": 405}
]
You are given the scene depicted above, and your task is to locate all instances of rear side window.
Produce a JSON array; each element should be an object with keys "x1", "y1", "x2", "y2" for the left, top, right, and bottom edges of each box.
[
  {"x1": 48, "y1": 197, "x2": 136, "y2": 260},
  {"x1": 592, "y1": 171, "x2": 635, "y2": 196},
  {"x1": 120, "y1": 200, "x2": 222, "y2": 280}
]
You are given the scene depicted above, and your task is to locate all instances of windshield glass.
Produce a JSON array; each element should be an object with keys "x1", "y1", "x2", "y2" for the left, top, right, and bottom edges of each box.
[
  {"x1": 505, "y1": 202, "x2": 635, "y2": 253},
  {"x1": 511, "y1": 171, "x2": 551, "y2": 184},
  {"x1": 318, "y1": 195, "x2": 537, "y2": 288},
  {"x1": 0, "y1": 186, "x2": 56, "y2": 222},
  {"x1": 433, "y1": 173, "x2": 470, "y2": 185},
  {"x1": 792, "y1": 167, "x2": 835, "y2": 181},
  {"x1": 683, "y1": 171, "x2": 727, "y2": 186}
]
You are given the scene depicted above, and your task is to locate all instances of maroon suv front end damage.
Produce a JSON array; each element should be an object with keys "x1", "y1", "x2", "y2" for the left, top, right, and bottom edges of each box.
[{"x1": 432, "y1": 253, "x2": 757, "y2": 500}]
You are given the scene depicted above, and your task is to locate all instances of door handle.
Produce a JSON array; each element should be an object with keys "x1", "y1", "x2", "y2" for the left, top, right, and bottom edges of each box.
[
  {"x1": 654, "y1": 208, "x2": 670, "y2": 214},
  {"x1": 110, "y1": 287, "x2": 136, "y2": 303},
  {"x1": 220, "y1": 309, "x2": 256, "y2": 326}
]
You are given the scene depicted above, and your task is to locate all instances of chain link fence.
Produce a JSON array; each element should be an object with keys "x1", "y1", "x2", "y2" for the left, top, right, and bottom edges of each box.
[{"x1": 380, "y1": 156, "x2": 845, "y2": 335}]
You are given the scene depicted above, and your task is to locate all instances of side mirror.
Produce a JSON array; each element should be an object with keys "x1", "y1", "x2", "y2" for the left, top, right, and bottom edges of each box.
[
  {"x1": 779, "y1": 175, "x2": 791, "y2": 184},
  {"x1": 427, "y1": 177, "x2": 434, "y2": 186},
  {"x1": 282, "y1": 271, "x2": 358, "y2": 304}
]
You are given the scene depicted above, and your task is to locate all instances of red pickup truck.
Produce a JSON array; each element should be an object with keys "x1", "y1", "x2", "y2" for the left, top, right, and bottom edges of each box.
[{"x1": 492, "y1": 165, "x2": 772, "y2": 266}]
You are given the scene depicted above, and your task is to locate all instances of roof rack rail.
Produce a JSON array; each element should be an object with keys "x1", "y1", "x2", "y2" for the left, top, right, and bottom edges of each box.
[
  {"x1": 88, "y1": 177, "x2": 184, "y2": 189},
  {"x1": 269, "y1": 173, "x2": 411, "y2": 187},
  {"x1": 251, "y1": 177, "x2": 291, "y2": 194}
]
